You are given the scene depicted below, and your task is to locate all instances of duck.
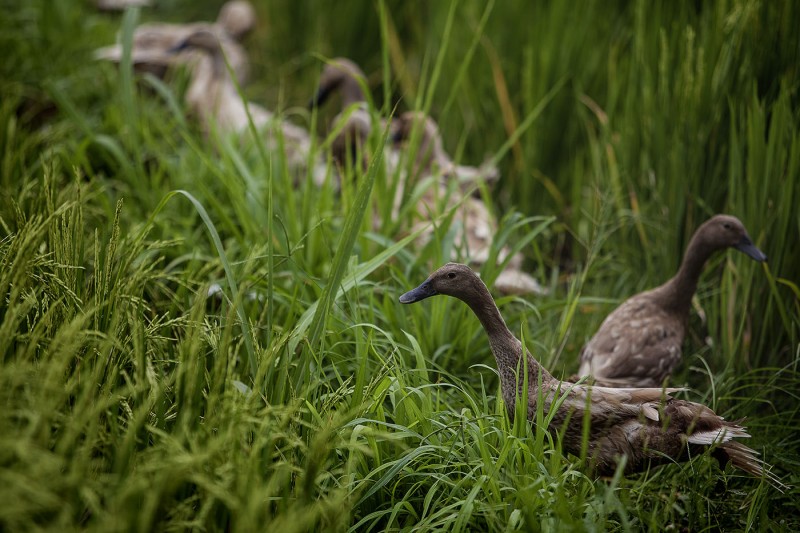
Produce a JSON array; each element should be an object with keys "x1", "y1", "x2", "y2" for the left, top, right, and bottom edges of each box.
[
  {"x1": 577, "y1": 214, "x2": 767, "y2": 388},
  {"x1": 399, "y1": 262, "x2": 785, "y2": 488},
  {"x1": 391, "y1": 112, "x2": 544, "y2": 296},
  {"x1": 391, "y1": 111, "x2": 499, "y2": 194},
  {"x1": 307, "y1": 57, "x2": 401, "y2": 178},
  {"x1": 308, "y1": 58, "x2": 374, "y2": 171},
  {"x1": 168, "y1": 30, "x2": 328, "y2": 186},
  {"x1": 94, "y1": 0, "x2": 255, "y2": 84}
]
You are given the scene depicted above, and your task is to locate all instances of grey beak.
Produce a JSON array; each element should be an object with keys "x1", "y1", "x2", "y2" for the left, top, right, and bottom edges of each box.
[
  {"x1": 308, "y1": 84, "x2": 333, "y2": 110},
  {"x1": 735, "y1": 236, "x2": 767, "y2": 262},
  {"x1": 168, "y1": 40, "x2": 190, "y2": 55},
  {"x1": 399, "y1": 281, "x2": 437, "y2": 304}
]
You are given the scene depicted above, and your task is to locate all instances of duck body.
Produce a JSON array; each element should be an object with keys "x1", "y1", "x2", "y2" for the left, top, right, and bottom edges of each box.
[
  {"x1": 392, "y1": 112, "x2": 543, "y2": 296},
  {"x1": 391, "y1": 111, "x2": 498, "y2": 193},
  {"x1": 578, "y1": 289, "x2": 685, "y2": 388},
  {"x1": 537, "y1": 382, "x2": 746, "y2": 476},
  {"x1": 578, "y1": 214, "x2": 767, "y2": 388},
  {"x1": 407, "y1": 181, "x2": 496, "y2": 262},
  {"x1": 400, "y1": 263, "x2": 784, "y2": 487},
  {"x1": 169, "y1": 31, "x2": 327, "y2": 186}
]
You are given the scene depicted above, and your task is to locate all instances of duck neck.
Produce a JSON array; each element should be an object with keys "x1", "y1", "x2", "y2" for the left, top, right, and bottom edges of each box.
[
  {"x1": 657, "y1": 231, "x2": 714, "y2": 311},
  {"x1": 461, "y1": 281, "x2": 552, "y2": 402},
  {"x1": 209, "y1": 49, "x2": 232, "y2": 84},
  {"x1": 413, "y1": 134, "x2": 449, "y2": 178},
  {"x1": 428, "y1": 134, "x2": 452, "y2": 173},
  {"x1": 185, "y1": 55, "x2": 221, "y2": 115}
]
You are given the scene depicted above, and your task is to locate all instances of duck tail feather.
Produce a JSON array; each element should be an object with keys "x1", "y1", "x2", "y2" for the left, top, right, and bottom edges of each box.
[{"x1": 720, "y1": 441, "x2": 790, "y2": 493}]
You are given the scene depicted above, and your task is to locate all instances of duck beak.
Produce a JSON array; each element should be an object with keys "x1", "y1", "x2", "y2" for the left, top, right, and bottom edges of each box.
[
  {"x1": 735, "y1": 236, "x2": 767, "y2": 262},
  {"x1": 390, "y1": 127, "x2": 405, "y2": 144},
  {"x1": 308, "y1": 84, "x2": 334, "y2": 110},
  {"x1": 167, "y1": 40, "x2": 191, "y2": 55},
  {"x1": 399, "y1": 281, "x2": 437, "y2": 304}
]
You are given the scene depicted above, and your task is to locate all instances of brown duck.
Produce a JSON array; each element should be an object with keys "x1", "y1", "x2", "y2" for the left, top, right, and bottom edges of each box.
[
  {"x1": 400, "y1": 263, "x2": 784, "y2": 488},
  {"x1": 578, "y1": 214, "x2": 767, "y2": 388}
]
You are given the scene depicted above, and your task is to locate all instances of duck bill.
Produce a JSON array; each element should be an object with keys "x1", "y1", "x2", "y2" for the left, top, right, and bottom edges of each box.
[
  {"x1": 167, "y1": 40, "x2": 191, "y2": 55},
  {"x1": 399, "y1": 281, "x2": 437, "y2": 304},
  {"x1": 308, "y1": 84, "x2": 333, "y2": 109},
  {"x1": 735, "y1": 236, "x2": 767, "y2": 262}
]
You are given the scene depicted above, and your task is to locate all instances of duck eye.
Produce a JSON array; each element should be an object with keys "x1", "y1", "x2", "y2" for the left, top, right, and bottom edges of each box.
[
  {"x1": 723, "y1": 223, "x2": 732, "y2": 230},
  {"x1": 447, "y1": 272, "x2": 456, "y2": 279}
]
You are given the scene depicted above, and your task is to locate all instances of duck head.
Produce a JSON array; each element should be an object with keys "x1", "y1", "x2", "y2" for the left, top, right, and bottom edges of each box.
[
  {"x1": 308, "y1": 58, "x2": 367, "y2": 109},
  {"x1": 400, "y1": 263, "x2": 486, "y2": 304},
  {"x1": 217, "y1": 1, "x2": 256, "y2": 40},
  {"x1": 169, "y1": 29, "x2": 223, "y2": 56},
  {"x1": 699, "y1": 214, "x2": 767, "y2": 262}
]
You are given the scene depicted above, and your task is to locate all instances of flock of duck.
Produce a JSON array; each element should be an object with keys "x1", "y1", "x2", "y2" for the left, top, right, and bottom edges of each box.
[{"x1": 97, "y1": 2, "x2": 785, "y2": 490}]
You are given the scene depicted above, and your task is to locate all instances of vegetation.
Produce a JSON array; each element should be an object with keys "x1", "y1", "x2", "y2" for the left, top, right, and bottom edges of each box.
[{"x1": 1, "y1": 0, "x2": 798, "y2": 530}]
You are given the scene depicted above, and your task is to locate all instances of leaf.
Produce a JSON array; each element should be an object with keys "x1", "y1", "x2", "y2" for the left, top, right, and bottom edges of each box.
[{"x1": 305, "y1": 121, "x2": 391, "y2": 350}]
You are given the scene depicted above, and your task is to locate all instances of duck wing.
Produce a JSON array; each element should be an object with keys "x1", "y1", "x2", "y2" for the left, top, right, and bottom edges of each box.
[
  {"x1": 578, "y1": 295, "x2": 684, "y2": 387},
  {"x1": 558, "y1": 382, "x2": 686, "y2": 423}
]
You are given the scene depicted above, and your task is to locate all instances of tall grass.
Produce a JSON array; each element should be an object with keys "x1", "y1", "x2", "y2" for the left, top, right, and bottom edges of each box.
[{"x1": 1, "y1": 0, "x2": 798, "y2": 530}]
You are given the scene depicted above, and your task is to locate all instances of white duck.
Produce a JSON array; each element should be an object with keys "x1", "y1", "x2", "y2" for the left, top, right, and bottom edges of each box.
[
  {"x1": 95, "y1": 0, "x2": 255, "y2": 85},
  {"x1": 391, "y1": 111, "x2": 499, "y2": 193},
  {"x1": 169, "y1": 30, "x2": 328, "y2": 186},
  {"x1": 392, "y1": 112, "x2": 544, "y2": 296}
]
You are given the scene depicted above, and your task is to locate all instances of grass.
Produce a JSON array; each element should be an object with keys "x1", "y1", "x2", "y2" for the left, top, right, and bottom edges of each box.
[{"x1": 1, "y1": 0, "x2": 799, "y2": 530}]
